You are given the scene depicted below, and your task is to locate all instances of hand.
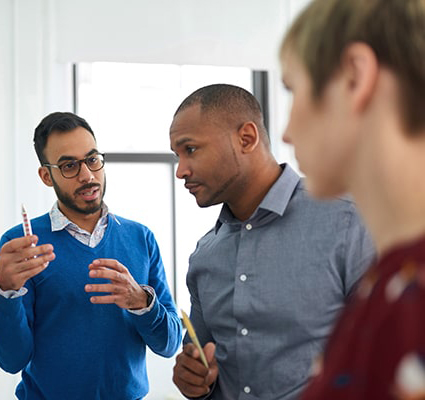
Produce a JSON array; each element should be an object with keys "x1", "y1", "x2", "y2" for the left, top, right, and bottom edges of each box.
[
  {"x1": 0, "y1": 236, "x2": 55, "y2": 291},
  {"x1": 173, "y1": 342, "x2": 218, "y2": 398},
  {"x1": 85, "y1": 259, "x2": 149, "y2": 309}
]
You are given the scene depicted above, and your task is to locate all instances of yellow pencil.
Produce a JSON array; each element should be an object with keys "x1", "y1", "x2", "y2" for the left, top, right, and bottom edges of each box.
[{"x1": 181, "y1": 309, "x2": 208, "y2": 368}]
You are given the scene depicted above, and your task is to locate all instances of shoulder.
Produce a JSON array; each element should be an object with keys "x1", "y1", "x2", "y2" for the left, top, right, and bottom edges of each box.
[
  {"x1": 110, "y1": 214, "x2": 150, "y2": 231},
  {"x1": 110, "y1": 214, "x2": 157, "y2": 241},
  {"x1": 296, "y1": 179, "x2": 357, "y2": 211},
  {"x1": 290, "y1": 181, "x2": 362, "y2": 225},
  {"x1": 188, "y1": 225, "x2": 217, "y2": 255}
]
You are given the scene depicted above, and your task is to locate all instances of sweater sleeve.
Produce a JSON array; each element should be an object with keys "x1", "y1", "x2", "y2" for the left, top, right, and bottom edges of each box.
[
  {"x1": 126, "y1": 230, "x2": 182, "y2": 357},
  {"x1": 0, "y1": 234, "x2": 35, "y2": 373}
]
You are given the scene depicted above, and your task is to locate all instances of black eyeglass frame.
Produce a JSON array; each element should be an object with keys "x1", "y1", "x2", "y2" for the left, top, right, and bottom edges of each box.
[{"x1": 43, "y1": 152, "x2": 105, "y2": 179}]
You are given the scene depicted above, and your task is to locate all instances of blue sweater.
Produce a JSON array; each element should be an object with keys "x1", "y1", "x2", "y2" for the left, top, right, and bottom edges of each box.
[{"x1": 0, "y1": 213, "x2": 182, "y2": 400}]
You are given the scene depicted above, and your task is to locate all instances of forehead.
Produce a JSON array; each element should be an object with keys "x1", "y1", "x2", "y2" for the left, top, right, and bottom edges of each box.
[
  {"x1": 170, "y1": 104, "x2": 202, "y2": 131},
  {"x1": 170, "y1": 104, "x2": 207, "y2": 146},
  {"x1": 44, "y1": 127, "x2": 97, "y2": 161},
  {"x1": 280, "y1": 49, "x2": 303, "y2": 81}
]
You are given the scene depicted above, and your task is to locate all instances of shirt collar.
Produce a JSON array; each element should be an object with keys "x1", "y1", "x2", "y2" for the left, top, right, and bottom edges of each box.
[
  {"x1": 214, "y1": 163, "x2": 301, "y2": 233},
  {"x1": 49, "y1": 201, "x2": 113, "y2": 232}
]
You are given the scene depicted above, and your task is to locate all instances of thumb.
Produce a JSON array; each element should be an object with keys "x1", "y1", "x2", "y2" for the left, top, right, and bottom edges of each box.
[{"x1": 203, "y1": 342, "x2": 216, "y2": 364}]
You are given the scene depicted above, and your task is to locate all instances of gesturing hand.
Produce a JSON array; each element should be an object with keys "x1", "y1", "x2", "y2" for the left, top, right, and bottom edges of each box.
[
  {"x1": 84, "y1": 259, "x2": 149, "y2": 310},
  {"x1": 0, "y1": 236, "x2": 55, "y2": 291}
]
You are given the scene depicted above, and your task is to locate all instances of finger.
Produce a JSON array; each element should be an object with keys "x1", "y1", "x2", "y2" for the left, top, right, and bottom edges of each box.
[
  {"x1": 25, "y1": 244, "x2": 54, "y2": 260},
  {"x1": 15, "y1": 251, "x2": 55, "y2": 274},
  {"x1": 1, "y1": 235, "x2": 38, "y2": 254},
  {"x1": 5, "y1": 260, "x2": 51, "y2": 290},
  {"x1": 89, "y1": 294, "x2": 118, "y2": 304},
  {"x1": 183, "y1": 343, "x2": 197, "y2": 356},
  {"x1": 90, "y1": 259, "x2": 126, "y2": 272},
  {"x1": 173, "y1": 377, "x2": 210, "y2": 398},
  {"x1": 204, "y1": 342, "x2": 216, "y2": 363},
  {"x1": 176, "y1": 354, "x2": 209, "y2": 381},
  {"x1": 10, "y1": 243, "x2": 54, "y2": 265},
  {"x1": 84, "y1": 283, "x2": 123, "y2": 293},
  {"x1": 203, "y1": 343, "x2": 219, "y2": 386},
  {"x1": 173, "y1": 353, "x2": 211, "y2": 397},
  {"x1": 18, "y1": 262, "x2": 50, "y2": 282},
  {"x1": 89, "y1": 268, "x2": 125, "y2": 282},
  {"x1": 179, "y1": 346, "x2": 209, "y2": 376}
]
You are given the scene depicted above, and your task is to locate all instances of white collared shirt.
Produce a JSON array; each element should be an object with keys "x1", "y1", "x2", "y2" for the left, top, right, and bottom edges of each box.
[{"x1": 50, "y1": 201, "x2": 111, "y2": 248}]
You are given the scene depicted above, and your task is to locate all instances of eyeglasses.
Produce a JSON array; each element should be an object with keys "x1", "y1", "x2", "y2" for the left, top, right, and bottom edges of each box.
[{"x1": 43, "y1": 153, "x2": 105, "y2": 178}]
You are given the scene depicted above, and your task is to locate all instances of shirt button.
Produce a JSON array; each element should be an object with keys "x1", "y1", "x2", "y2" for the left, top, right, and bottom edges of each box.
[
  {"x1": 245, "y1": 223, "x2": 252, "y2": 230},
  {"x1": 240, "y1": 274, "x2": 247, "y2": 282},
  {"x1": 241, "y1": 328, "x2": 248, "y2": 336},
  {"x1": 244, "y1": 386, "x2": 251, "y2": 394}
]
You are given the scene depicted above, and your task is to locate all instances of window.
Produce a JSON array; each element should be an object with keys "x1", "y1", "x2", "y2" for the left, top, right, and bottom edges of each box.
[{"x1": 75, "y1": 62, "x2": 267, "y2": 313}]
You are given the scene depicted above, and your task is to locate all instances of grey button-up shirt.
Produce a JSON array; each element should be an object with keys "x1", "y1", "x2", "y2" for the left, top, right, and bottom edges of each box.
[{"x1": 185, "y1": 164, "x2": 375, "y2": 400}]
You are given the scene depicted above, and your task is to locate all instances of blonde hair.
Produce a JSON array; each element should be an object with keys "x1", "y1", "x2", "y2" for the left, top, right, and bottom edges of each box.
[{"x1": 280, "y1": 0, "x2": 425, "y2": 133}]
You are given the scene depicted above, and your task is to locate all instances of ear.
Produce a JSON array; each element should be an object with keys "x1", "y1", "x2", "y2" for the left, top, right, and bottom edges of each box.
[
  {"x1": 237, "y1": 121, "x2": 260, "y2": 154},
  {"x1": 341, "y1": 42, "x2": 379, "y2": 112},
  {"x1": 38, "y1": 166, "x2": 54, "y2": 187}
]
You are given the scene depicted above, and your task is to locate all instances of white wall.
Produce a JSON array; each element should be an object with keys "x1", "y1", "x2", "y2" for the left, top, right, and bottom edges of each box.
[
  {"x1": 0, "y1": 0, "x2": 70, "y2": 234},
  {"x1": 0, "y1": 0, "x2": 311, "y2": 398},
  {"x1": 0, "y1": 0, "x2": 15, "y2": 234}
]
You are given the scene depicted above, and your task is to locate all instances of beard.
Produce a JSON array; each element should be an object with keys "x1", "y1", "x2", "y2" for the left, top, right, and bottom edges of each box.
[
  {"x1": 51, "y1": 175, "x2": 107, "y2": 215},
  {"x1": 197, "y1": 142, "x2": 241, "y2": 208},
  {"x1": 197, "y1": 171, "x2": 240, "y2": 208}
]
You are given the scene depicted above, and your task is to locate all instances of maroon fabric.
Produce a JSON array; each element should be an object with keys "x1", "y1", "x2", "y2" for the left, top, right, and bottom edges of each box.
[{"x1": 301, "y1": 235, "x2": 425, "y2": 400}]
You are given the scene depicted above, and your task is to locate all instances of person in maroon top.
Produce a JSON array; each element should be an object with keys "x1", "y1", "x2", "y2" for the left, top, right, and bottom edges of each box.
[{"x1": 279, "y1": 0, "x2": 425, "y2": 399}]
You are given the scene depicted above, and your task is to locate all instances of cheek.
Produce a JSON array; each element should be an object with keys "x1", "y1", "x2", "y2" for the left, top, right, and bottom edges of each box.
[
  {"x1": 285, "y1": 99, "x2": 313, "y2": 143},
  {"x1": 307, "y1": 141, "x2": 352, "y2": 198}
]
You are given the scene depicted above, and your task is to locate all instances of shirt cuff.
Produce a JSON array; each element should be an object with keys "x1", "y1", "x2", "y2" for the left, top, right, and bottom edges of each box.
[
  {"x1": 0, "y1": 287, "x2": 28, "y2": 299},
  {"x1": 127, "y1": 285, "x2": 156, "y2": 315}
]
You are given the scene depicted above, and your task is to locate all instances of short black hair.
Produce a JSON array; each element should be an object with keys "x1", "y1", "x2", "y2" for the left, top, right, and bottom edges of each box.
[
  {"x1": 174, "y1": 84, "x2": 268, "y2": 141},
  {"x1": 33, "y1": 112, "x2": 95, "y2": 164}
]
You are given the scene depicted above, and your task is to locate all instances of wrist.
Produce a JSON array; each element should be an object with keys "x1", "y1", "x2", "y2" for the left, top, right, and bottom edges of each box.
[{"x1": 128, "y1": 286, "x2": 153, "y2": 310}]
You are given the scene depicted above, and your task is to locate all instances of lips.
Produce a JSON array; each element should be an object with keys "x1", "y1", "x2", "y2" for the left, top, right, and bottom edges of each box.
[
  {"x1": 76, "y1": 185, "x2": 100, "y2": 201},
  {"x1": 184, "y1": 182, "x2": 201, "y2": 195}
]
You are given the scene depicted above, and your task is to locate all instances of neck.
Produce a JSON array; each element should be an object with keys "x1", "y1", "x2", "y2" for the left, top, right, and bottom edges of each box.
[
  {"x1": 228, "y1": 156, "x2": 282, "y2": 221},
  {"x1": 58, "y1": 203, "x2": 102, "y2": 233}
]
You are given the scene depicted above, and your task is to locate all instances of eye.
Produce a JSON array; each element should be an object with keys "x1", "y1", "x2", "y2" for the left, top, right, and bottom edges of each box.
[
  {"x1": 186, "y1": 146, "x2": 196, "y2": 155},
  {"x1": 87, "y1": 155, "x2": 100, "y2": 166},
  {"x1": 60, "y1": 161, "x2": 78, "y2": 172}
]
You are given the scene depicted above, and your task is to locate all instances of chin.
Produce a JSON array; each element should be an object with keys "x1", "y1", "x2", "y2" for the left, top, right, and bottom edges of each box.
[{"x1": 195, "y1": 195, "x2": 218, "y2": 209}]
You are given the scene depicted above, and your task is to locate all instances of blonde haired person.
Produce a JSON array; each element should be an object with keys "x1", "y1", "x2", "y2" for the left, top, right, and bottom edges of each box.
[{"x1": 280, "y1": 0, "x2": 425, "y2": 399}]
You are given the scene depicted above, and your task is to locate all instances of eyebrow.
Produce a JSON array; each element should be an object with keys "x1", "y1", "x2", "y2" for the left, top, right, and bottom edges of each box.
[
  {"x1": 56, "y1": 148, "x2": 99, "y2": 163},
  {"x1": 171, "y1": 137, "x2": 193, "y2": 151}
]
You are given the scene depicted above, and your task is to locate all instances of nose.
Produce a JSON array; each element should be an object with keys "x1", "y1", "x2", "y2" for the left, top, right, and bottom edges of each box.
[
  {"x1": 78, "y1": 161, "x2": 94, "y2": 183},
  {"x1": 282, "y1": 126, "x2": 292, "y2": 144},
  {"x1": 175, "y1": 159, "x2": 190, "y2": 180}
]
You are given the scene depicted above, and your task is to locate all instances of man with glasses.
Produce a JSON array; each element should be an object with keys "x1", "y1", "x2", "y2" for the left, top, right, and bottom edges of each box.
[{"x1": 0, "y1": 112, "x2": 181, "y2": 400}]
